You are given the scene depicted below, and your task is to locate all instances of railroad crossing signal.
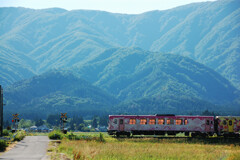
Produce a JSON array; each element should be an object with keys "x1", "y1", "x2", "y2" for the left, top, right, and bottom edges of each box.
[
  {"x1": 61, "y1": 113, "x2": 67, "y2": 118},
  {"x1": 12, "y1": 113, "x2": 20, "y2": 133},
  {"x1": 60, "y1": 113, "x2": 67, "y2": 122},
  {"x1": 60, "y1": 113, "x2": 67, "y2": 134},
  {"x1": 12, "y1": 113, "x2": 20, "y2": 122}
]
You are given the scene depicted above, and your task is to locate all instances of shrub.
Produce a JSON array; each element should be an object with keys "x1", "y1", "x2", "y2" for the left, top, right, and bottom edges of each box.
[
  {"x1": 13, "y1": 131, "x2": 26, "y2": 141},
  {"x1": 98, "y1": 133, "x2": 106, "y2": 142},
  {"x1": 2, "y1": 129, "x2": 9, "y2": 136},
  {"x1": 48, "y1": 130, "x2": 64, "y2": 140},
  {"x1": 0, "y1": 140, "x2": 8, "y2": 151},
  {"x1": 66, "y1": 132, "x2": 77, "y2": 140}
]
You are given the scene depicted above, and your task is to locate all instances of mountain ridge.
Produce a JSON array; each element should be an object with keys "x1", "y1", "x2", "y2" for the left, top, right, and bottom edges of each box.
[{"x1": 0, "y1": 0, "x2": 239, "y2": 89}]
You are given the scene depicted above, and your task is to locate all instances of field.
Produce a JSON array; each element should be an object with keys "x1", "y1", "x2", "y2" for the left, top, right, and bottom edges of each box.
[{"x1": 49, "y1": 132, "x2": 240, "y2": 160}]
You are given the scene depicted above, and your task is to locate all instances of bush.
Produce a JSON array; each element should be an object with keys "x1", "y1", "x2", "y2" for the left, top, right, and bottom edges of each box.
[
  {"x1": 66, "y1": 132, "x2": 77, "y2": 140},
  {"x1": 48, "y1": 130, "x2": 64, "y2": 140},
  {"x1": 98, "y1": 133, "x2": 106, "y2": 142},
  {"x1": 3, "y1": 129, "x2": 9, "y2": 136},
  {"x1": 0, "y1": 140, "x2": 8, "y2": 151},
  {"x1": 13, "y1": 131, "x2": 26, "y2": 141}
]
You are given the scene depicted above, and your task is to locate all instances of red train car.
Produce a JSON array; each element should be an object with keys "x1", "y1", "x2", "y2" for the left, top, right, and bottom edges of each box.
[{"x1": 108, "y1": 114, "x2": 214, "y2": 137}]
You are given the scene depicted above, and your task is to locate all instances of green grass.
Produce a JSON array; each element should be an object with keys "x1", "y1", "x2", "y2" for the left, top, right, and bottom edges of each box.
[
  {"x1": 55, "y1": 132, "x2": 240, "y2": 160},
  {"x1": 27, "y1": 132, "x2": 49, "y2": 136}
]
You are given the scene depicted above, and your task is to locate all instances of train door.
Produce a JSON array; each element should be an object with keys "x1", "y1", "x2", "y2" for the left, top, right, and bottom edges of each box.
[
  {"x1": 119, "y1": 119, "x2": 124, "y2": 131},
  {"x1": 228, "y1": 119, "x2": 234, "y2": 133},
  {"x1": 205, "y1": 119, "x2": 211, "y2": 132}
]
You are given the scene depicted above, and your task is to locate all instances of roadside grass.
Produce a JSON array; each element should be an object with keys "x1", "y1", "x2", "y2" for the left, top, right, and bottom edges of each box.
[
  {"x1": 55, "y1": 132, "x2": 240, "y2": 160},
  {"x1": 27, "y1": 132, "x2": 49, "y2": 136},
  {"x1": 13, "y1": 130, "x2": 27, "y2": 141},
  {"x1": 0, "y1": 130, "x2": 27, "y2": 153},
  {"x1": 0, "y1": 140, "x2": 8, "y2": 152}
]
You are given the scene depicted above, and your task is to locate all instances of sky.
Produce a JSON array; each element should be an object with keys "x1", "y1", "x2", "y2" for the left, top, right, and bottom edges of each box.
[{"x1": 0, "y1": 0, "x2": 216, "y2": 14}]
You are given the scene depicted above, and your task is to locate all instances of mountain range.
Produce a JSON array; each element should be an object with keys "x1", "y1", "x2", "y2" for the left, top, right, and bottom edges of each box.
[
  {"x1": 4, "y1": 48, "x2": 240, "y2": 119},
  {"x1": 0, "y1": 0, "x2": 239, "y2": 89},
  {"x1": 1, "y1": 0, "x2": 240, "y2": 118}
]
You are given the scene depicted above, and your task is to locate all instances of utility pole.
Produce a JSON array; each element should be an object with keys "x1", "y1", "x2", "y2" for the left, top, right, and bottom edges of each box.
[{"x1": 0, "y1": 85, "x2": 3, "y2": 137}]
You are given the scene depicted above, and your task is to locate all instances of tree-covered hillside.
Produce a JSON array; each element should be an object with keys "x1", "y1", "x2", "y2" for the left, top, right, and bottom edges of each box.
[
  {"x1": 4, "y1": 48, "x2": 240, "y2": 119},
  {"x1": 0, "y1": 0, "x2": 239, "y2": 89},
  {"x1": 76, "y1": 48, "x2": 239, "y2": 104},
  {"x1": 4, "y1": 70, "x2": 118, "y2": 118}
]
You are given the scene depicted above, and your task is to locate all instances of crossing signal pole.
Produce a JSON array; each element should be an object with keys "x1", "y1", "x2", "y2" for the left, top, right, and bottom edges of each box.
[
  {"x1": 0, "y1": 85, "x2": 3, "y2": 137},
  {"x1": 12, "y1": 113, "x2": 20, "y2": 133},
  {"x1": 60, "y1": 113, "x2": 67, "y2": 134}
]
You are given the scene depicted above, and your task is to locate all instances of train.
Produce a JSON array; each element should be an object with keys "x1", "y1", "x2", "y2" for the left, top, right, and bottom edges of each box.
[{"x1": 107, "y1": 114, "x2": 240, "y2": 137}]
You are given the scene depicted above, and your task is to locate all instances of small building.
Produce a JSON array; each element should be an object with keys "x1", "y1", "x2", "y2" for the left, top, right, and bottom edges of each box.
[
  {"x1": 37, "y1": 125, "x2": 49, "y2": 132},
  {"x1": 29, "y1": 126, "x2": 38, "y2": 132}
]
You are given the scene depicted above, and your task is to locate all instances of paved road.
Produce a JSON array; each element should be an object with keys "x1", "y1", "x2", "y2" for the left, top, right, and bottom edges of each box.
[{"x1": 0, "y1": 136, "x2": 50, "y2": 160}]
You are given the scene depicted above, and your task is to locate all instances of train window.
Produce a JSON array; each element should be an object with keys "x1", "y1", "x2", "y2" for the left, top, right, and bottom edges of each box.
[
  {"x1": 149, "y1": 119, "x2": 156, "y2": 125},
  {"x1": 167, "y1": 119, "x2": 174, "y2": 125},
  {"x1": 176, "y1": 119, "x2": 182, "y2": 125},
  {"x1": 158, "y1": 119, "x2": 165, "y2": 125},
  {"x1": 223, "y1": 120, "x2": 227, "y2": 125},
  {"x1": 229, "y1": 120, "x2": 232, "y2": 126},
  {"x1": 140, "y1": 119, "x2": 147, "y2": 125},
  {"x1": 184, "y1": 119, "x2": 188, "y2": 125},
  {"x1": 114, "y1": 119, "x2": 117, "y2": 124},
  {"x1": 129, "y1": 119, "x2": 136, "y2": 125},
  {"x1": 120, "y1": 119, "x2": 123, "y2": 124},
  {"x1": 206, "y1": 120, "x2": 210, "y2": 125}
]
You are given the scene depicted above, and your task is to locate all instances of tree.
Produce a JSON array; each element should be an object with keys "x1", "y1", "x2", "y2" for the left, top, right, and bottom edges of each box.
[
  {"x1": 35, "y1": 119, "x2": 44, "y2": 126},
  {"x1": 99, "y1": 115, "x2": 108, "y2": 126},
  {"x1": 77, "y1": 123, "x2": 85, "y2": 131},
  {"x1": 92, "y1": 117, "x2": 98, "y2": 128},
  {"x1": 47, "y1": 114, "x2": 59, "y2": 126},
  {"x1": 201, "y1": 110, "x2": 214, "y2": 116},
  {"x1": 4, "y1": 120, "x2": 10, "y2": 128},
  {"x1": 69, "y1": 116, "x2": 84, "y2": 130}
]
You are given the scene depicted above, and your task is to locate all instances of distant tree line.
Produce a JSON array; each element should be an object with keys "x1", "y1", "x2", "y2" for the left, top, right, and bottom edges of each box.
[{"x1": 3, "y1": 114, "x2": 109, "y2": 131}]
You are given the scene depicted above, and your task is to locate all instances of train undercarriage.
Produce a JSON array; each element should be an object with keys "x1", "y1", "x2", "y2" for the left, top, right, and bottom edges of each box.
[{"x1": 108, "y1": 130, "x2": 239, "y2": 138}]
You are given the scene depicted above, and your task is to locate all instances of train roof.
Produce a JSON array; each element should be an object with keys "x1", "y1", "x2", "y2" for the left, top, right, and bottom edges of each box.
[
  {"x1": 216, "y1": 116, "x2": 240, "y2": 118},
  {"x1": 109, "y1": 115, "x2": 214, "y2": 118}
]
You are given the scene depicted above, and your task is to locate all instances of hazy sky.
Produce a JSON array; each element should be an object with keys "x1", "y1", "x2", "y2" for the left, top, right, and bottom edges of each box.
[{"x1": 0, "y1": 0, "x2": 216, "y2": 14}]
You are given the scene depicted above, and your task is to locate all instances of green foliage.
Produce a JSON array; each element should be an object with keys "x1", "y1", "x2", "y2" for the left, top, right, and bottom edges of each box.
[
  {"x1": 201, "y1": 110, "x2": 217, "y2": 116},
  {"x1": 98, "y1": 133, "x2": 106, "y2": 142},
  {"x1": 2, "y1": 129, "x2": 9, "y2": 136},
  {"x1": 35, "y1": 119, "x2": 44, "y2": 127},
  {"x1": 18, "y1": 119, "x2": 35, "y2": 128},
  {"x1": 92, "y1": 117, "x2": 98, "y2": 128},
  {"x1": 0, "y1": 140, "x2": 8, "y2": 151},
  {"x1": 48, "y1": 130, "x2": 64, "y2": 140},
  {"x1": 14, "y1": 131, "x2": 26, "y2": 141},
  {"x1": 47, "y1": 114, "x2": 59, "y2": 126},
  {"x1": 5, "y1": 71, "x2": 117, "y2": 119},
  {"x1": 99, "y1": 115, "x2": 108, "y2": 126},
  {"x1": 69, "y1": 116, "x2": 84, "y2": 130},
  {"x1": 66, "y1": 132, "x2": 77, "y2": 140}
]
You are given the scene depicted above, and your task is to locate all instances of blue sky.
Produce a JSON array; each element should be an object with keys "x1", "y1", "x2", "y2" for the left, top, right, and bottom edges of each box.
[{"x1": 0, "y1": 0, "x2": 216, "y2": 14}]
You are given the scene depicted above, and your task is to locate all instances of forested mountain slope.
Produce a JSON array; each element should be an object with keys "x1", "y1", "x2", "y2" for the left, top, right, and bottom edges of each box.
[
  {"x1": 4, "y1": 70, "x2": 118, "y2": 118},
  {"x1": 0, "y1": 0, "x2": 239, "y2": 89},
  {"x1": 76, "y1": 48, "x2": 239, "y2": 104}
]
